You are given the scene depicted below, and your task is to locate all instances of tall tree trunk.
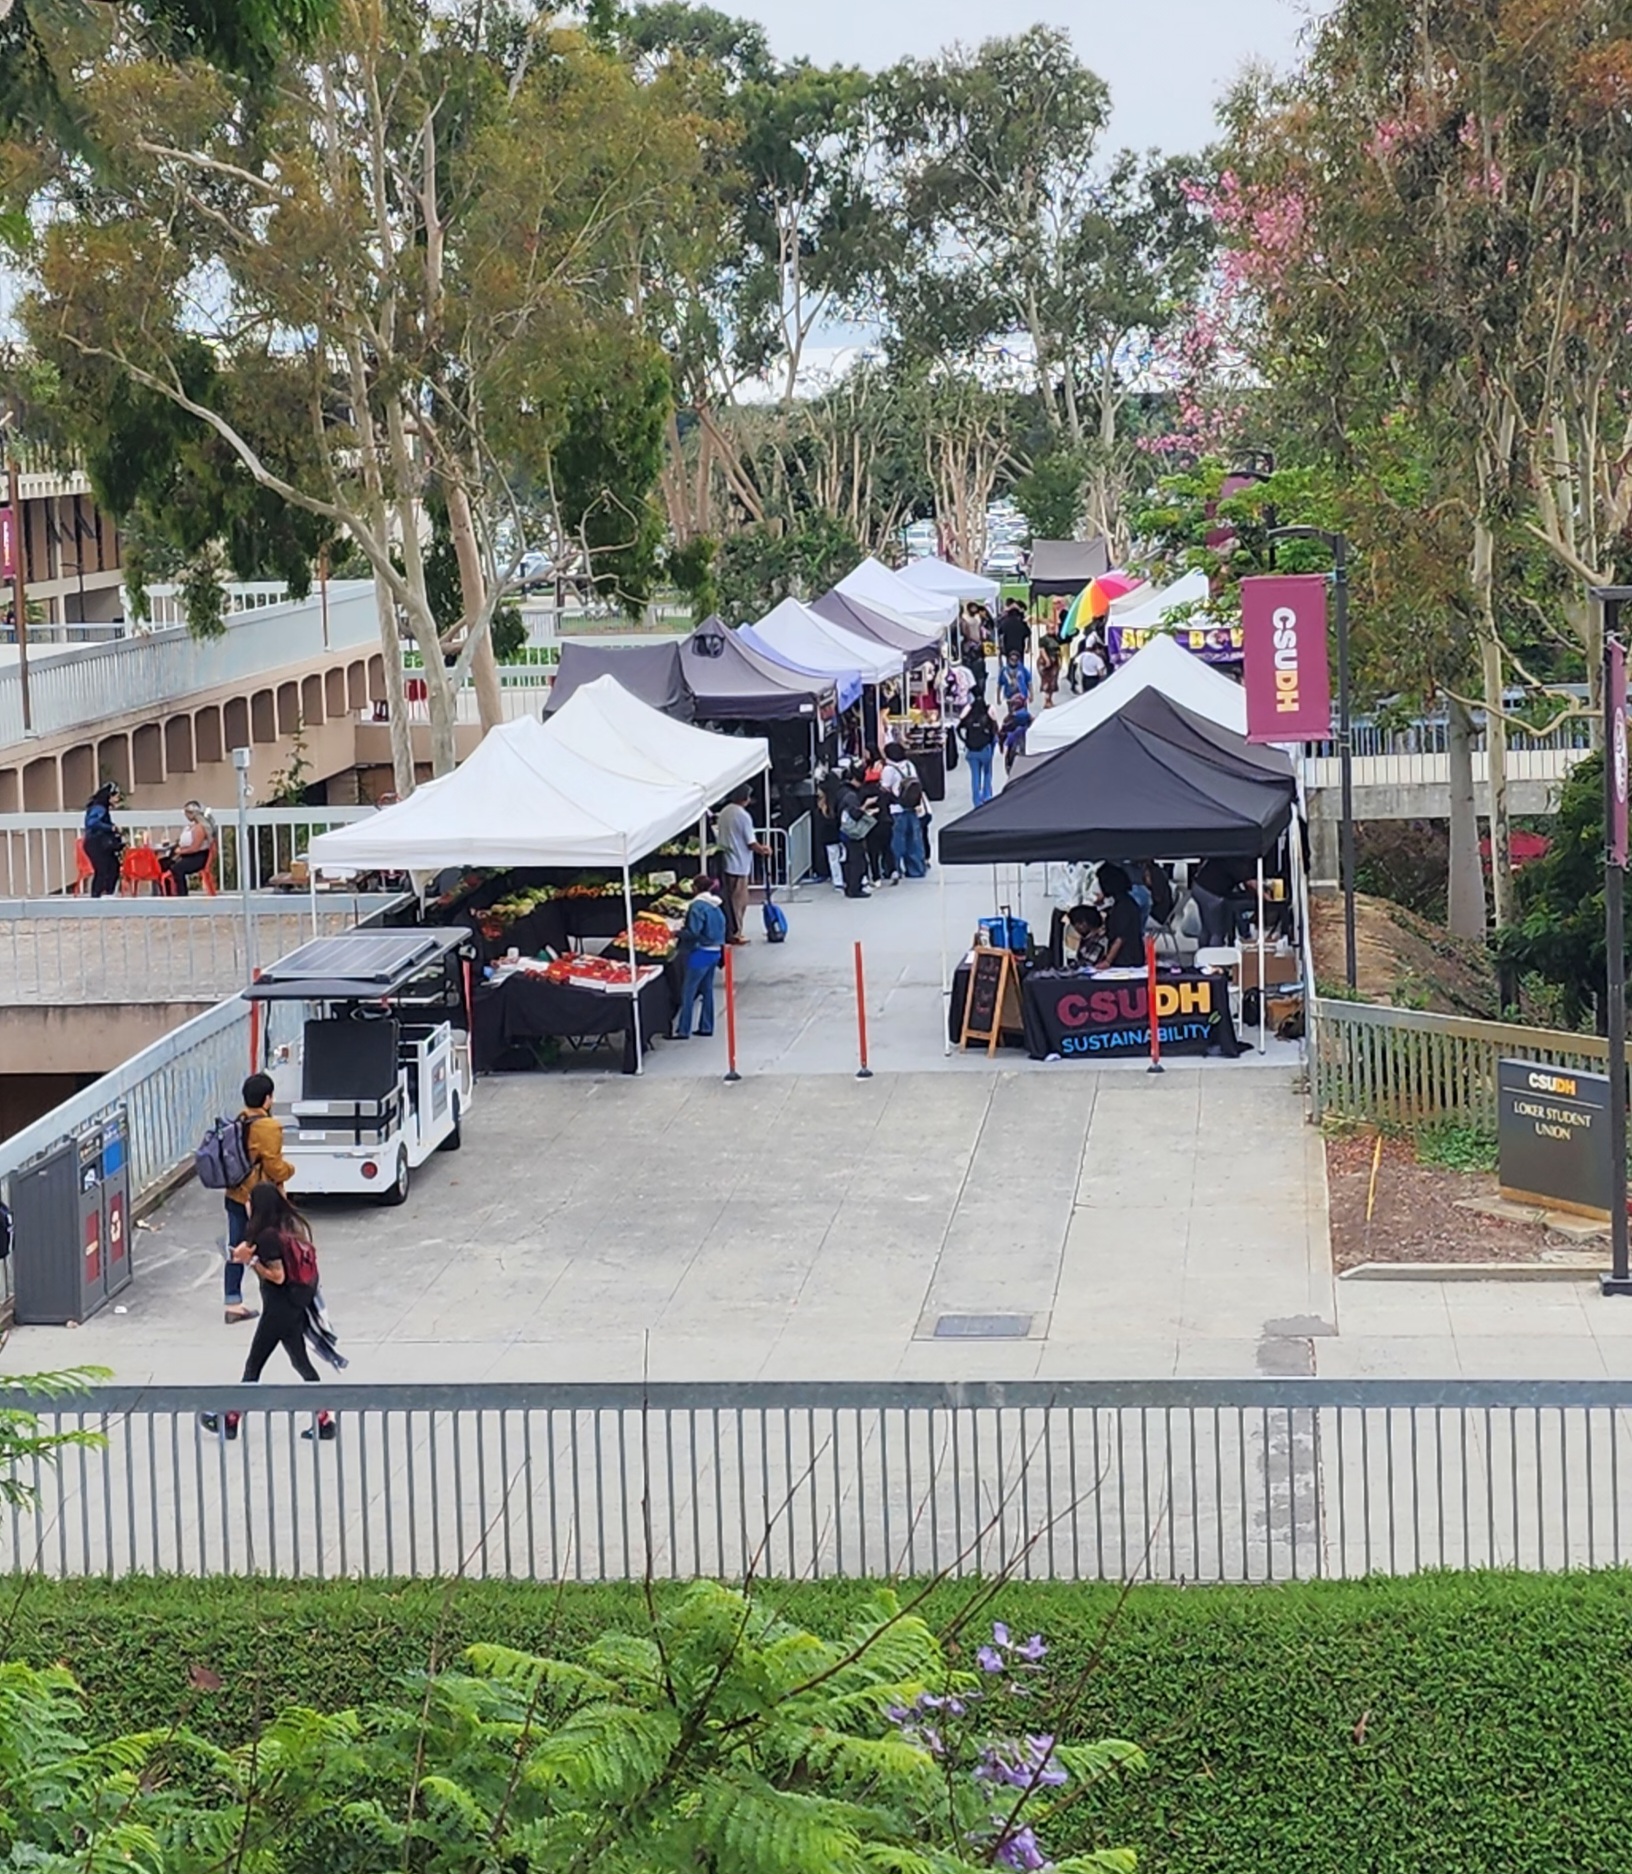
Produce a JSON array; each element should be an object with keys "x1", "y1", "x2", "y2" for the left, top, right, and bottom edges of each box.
[
  {"x1": 1446, "y1": 691, "x2": 1485, "y2": 937},
  {"x1": 371, "y1": 568, "x2": 415, "y2": 800},
  {"x1": 443, "y1": 476, "x2": 503, "y2": 733},
  {"x1": 1480, "y1": 632, "x2": 1512, "y2": 929}
]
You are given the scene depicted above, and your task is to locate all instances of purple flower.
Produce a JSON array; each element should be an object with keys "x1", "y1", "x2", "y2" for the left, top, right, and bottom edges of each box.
[
  {"x1": 992, "y1": 1621, "x2": 1011, "y2": 1648},
  {"x1": 995, "y1": 1825, "x2": 1048, "y2": 1870},
  {"x1": 947, "y1": 1696, "x2": 967, "y2": 1716},
  {"x1": 917, "y1": 1692, "x2": 944, "y2": 1711},
  {"x1": 1014, "y1": 1633, "x2": 1048, "y2": 1663},
  {"x1": 920, "y1": 1725, "x2": 944, "y2": 1756},
  {"x1": 976, "y1": 1646, "x2": 1005, "y2": 1673},
  {"x1": 884, "y1": 1703, "x2": 910, "y2": 1725},
  {"x1": 1025, "y1": 1735, "x2": 1068, "y2": 1787}
]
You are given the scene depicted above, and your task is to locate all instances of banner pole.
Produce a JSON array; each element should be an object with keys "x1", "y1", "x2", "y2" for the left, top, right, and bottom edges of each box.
[
  {"x1": 723, "y1": 941, "x2": 740, "y2": 1084},
  {"x1": 1145, "y1": 935, "x2": 1163, "y2": 1075},
  {"x1": 1596, "y1": 598, "x2": 1631, "y2": 1295},
  {"x1": 854, "y1": 940, "x2": 872, "y2": 1080}
]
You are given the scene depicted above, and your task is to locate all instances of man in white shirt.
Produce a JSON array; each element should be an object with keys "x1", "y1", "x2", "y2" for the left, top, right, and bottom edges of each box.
[
  {"x1": 880, "y1": 740, "x2": 927, "y2": 879},
  {"x1": 715, "y1": 784, "x2": 770, "y2": 944}
]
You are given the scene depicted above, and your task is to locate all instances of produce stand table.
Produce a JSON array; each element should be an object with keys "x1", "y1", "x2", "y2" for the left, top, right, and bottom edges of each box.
[
  {"x1": 1020, "y1": 966, "x2": 1242, "y2": 1062},
  {"x1": 473, "y1": 968, "x2": 675, "y2": 1076}
]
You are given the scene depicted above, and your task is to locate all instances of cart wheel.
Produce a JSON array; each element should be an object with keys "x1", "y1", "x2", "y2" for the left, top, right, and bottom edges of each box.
[
  {"x1": 439, "y1": 1094, "x2": 462, "y2": 1152},
  {"x1": 378, "y1": 1150, "x2": 410, "y2": 1207}
]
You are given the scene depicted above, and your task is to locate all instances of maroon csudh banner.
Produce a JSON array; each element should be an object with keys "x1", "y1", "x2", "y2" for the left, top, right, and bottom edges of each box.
[{"x1": 1241, "y1": 573, "x2": 1332, "y2": 743}]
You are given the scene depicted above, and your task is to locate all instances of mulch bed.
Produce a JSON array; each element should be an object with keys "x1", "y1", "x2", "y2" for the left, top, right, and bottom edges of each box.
[{"x1": 1325, "y1": 1130, "x2": 1592, "y2": 1270}]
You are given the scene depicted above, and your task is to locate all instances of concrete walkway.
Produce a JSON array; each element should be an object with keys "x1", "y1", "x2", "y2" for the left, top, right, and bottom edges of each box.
[{"x1": 16, "y1": 1065, "x2": 1330, "y2": 1387}]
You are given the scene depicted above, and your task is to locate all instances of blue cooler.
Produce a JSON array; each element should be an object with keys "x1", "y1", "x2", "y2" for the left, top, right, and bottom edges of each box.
[{"x1": 978, "y1": 910, "x2": 1030, "y2": 954}]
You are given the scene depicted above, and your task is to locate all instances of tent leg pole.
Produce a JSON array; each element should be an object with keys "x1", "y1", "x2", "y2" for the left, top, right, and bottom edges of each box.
[
  {"x1": 309, "y1": 869, "x2": 319, "y2": 940},
  {"x1": 624, "y1": 860, "x2": 643, "y2": 1077},
  {"x1": 1257, "y1": 856, "x2": 1267, "y2": 1055},
  {"x1": 939, "y1": 846, "x2": 951, "y2": 1057}
]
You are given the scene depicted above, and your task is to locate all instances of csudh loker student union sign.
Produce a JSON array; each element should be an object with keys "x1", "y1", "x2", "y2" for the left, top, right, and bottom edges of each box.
[{"x1": 1497, "y1": 1058, "x2": 1613, "y2": 1219}]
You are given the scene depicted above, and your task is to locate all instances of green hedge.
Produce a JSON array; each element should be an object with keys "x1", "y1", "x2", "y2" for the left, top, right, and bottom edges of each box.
[{"x1": 9, "y1": 1571, "x2": 1632, "y2": 1869}]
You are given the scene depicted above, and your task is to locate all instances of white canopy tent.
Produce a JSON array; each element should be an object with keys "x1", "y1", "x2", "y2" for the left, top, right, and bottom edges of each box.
[
  {"x1": 1107, "y1": 568, "x2": 1211, "y2": 624},
  {"x1": 307, "y1": 700, "x2": 771, "y2": 1073},
  {"x1": 748, "y1": 596, "x2": 905, "y2": 686},
  {"x1": 1025, "y1": 632, "x2": 1248, "y2": 756},
  {"x1": 897, "y1": 555, "x2": 1000, "y2": 606},
  {"x1": 837, "y1": 556, "x2": 958, "y2": 629},
  {"x1": 544, "y1": 674, "x2": 769, "y2": 798}
]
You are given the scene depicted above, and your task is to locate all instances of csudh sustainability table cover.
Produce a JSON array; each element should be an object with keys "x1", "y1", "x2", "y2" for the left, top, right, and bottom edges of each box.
[{"x1": 1021, "y1": 966, "x2": 1243, "y2": 1062}]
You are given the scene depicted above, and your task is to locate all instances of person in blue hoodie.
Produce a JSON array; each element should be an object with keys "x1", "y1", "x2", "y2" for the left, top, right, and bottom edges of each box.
[
  {"x1": 673, "y1": 874, "x2": 727, "y2": 1039},
  {"x1": 82, "y1": 782, "x2": 124, "y2": 896}
]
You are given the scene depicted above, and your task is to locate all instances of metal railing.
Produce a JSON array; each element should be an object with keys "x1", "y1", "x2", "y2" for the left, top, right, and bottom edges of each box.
[
  {"x1": 0, "y1": 583, "x2": 379, "y2": 746},
  {"x1": 8, "y1": 1379, "x2": 1632, "y2": 1582},
  {"x1": 1302, "y1": 746, "x2": 1583, "y2": 795},
  {"x1": 0, "y1": 806, "x2": 374, "y2": 898},
  {"x1": 140, "y1": 582, "x2": 297, "y2": 627},
  {"x1": 1312, "y1": 998, "x2": 1607, "y2": 1128},
  {"x1": 0, "y1": 993, "x2": 303, "y2": 1214},
  {"x1": 0, "y1": 895, "x2": 399, "y2": 1005}
]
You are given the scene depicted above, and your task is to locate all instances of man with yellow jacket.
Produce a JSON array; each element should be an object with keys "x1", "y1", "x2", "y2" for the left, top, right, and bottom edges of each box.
[{"x1": 224, "y1": 1072, "x2": 294, "y2": 1325}]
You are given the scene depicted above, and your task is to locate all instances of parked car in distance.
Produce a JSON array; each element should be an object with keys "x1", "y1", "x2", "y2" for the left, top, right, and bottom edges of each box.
[
  {"x1": 517, "y1": 550, "x2": 554, "y2": 589},
  {"x1": 982, "y1": 545, "x2": 1026, "y2": 577}
]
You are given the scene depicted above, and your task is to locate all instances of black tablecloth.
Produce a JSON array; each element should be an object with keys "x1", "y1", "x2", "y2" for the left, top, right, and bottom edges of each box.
[
  {"x1": 474, "y1": 969, "x2": 675, "y2": 1075},
  {"x1": 1020, "y1": 967, "x2": 1242, "y2": 1062}
]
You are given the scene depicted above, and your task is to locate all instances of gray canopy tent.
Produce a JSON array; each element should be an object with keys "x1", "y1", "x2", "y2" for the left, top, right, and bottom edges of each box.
[
  {"x1": 543, "y1": 640, "x2": 693, "y2": 718},
  {"x1": 1028, "y1": 538, "x2": 1111, "y2": 597}
]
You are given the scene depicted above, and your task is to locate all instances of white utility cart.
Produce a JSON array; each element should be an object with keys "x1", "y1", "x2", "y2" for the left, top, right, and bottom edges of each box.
[{"x1": 244, "y1": 927, "x2": 476, "y2": 1205}]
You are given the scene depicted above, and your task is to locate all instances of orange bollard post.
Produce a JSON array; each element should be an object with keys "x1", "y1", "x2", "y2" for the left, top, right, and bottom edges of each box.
[
  {"x1": 854, "y1": 939, "x2": 873, "y2": 1079},
  {"x1": 723, "y1": 942, "x2": 741, "y2": 1083},
  {"x1": 1145, "y1": 935, "x2": 1163, "y2": 1075}
]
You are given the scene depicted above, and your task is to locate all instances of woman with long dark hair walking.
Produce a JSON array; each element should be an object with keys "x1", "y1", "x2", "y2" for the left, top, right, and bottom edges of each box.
[{"x1": 202, "y1": 1183, "x2": 336, "y2": 1443}]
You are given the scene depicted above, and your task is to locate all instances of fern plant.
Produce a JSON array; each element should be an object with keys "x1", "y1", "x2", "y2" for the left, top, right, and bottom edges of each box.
[{"x1": 0, "y1": 1585, "x2": 1144, "y2": 1873}]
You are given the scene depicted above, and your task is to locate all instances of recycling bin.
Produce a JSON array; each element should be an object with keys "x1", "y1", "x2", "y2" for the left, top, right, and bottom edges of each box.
[{"x1": 8, "y1": 1108, "x2": 131, "y2": 1325}]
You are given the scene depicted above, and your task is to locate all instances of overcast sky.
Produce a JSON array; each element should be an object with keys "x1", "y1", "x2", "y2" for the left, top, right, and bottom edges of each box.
[{"x1": 728, "y1": 0, "x2": 1312, "y2": 153}]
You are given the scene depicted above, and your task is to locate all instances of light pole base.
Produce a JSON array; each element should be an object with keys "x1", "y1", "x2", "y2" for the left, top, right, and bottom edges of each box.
[{"x1": 1600, "y1": 1273, "x2": 1632, "y2": 1298}]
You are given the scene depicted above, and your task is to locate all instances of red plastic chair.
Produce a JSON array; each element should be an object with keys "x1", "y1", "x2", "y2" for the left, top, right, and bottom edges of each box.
[{"x1": 73, "y1": 837, "x2": 94, "y2": 894}]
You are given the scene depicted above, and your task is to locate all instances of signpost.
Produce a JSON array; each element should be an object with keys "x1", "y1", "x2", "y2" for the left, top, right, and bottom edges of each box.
[
  {"x1": 1261, "y1": 528, "x2": 1354, "y2": 989},
  {"x1": 959, "y1": 945, "x2": 1016, "y2": 1057},
  {"x1": 1498, "y1": 1059, "x2": 1613, "y2": 1219},
  {"x1": 1594, "y1": 597, "x2": 1632, "y2": 1293}
]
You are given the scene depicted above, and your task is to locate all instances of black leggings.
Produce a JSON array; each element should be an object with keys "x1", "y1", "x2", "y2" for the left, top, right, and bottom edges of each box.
[
  {"x1": 242, "y1": 1308, "x2": 320, "y2": 1383},
  {"x1": 85, "y1": 833, "x2": 121, "y2": 897}
]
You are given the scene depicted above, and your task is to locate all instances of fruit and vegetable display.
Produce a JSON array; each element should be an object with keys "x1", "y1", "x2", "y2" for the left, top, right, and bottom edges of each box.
[
  {"x1": 535, "y1": 954, "x2": 657, "y2": 989},
  {"x1": 601, "y1": 915, "x2": 678, "y2": 961}
]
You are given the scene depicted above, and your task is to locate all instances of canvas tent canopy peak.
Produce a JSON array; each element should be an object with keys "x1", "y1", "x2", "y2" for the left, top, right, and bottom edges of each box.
[
  {"x1": 745, "y1": 596, "x2": 904, "y2": 687},
  {"x1": 543, "y1": 637, "x2": 693, "y2": 717},
  {"x1": 1026, "y1": 631, "x2": 1248, "y2": 755},
  {"x1": 939, "y1": 687, "x2": 1295, "y2": 867},
  {"x1": 837, "y1": 555, "x2": 958, "y2": 628},
  {"x1": 542, "y1": 673, "x2": 769, "y2": 800},
  {"x1": 898, "y1": 556, "x2": 1000, "y2": 604},
  {"x1": 1107, "y1": 567, "x2": 1212, "y2": 626},
  {"x1": 306, "y1": 713, "x2": 704, "y2": 874},
  {"x1": 682, "y1": 617, "x2": 836, "y2": 720},
  {"x1": 811, "y1": 589, "x2": 942, "y2": 669},
  {"x1": 1028, "y1": 537, "x2": 1111, "y2": 595}
]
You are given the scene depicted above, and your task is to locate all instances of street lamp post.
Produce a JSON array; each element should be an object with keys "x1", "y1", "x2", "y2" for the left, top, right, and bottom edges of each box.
[
  {"x1": 1269, "y1": 525, "x2": 1355, "y2": 990},
  {"x1": 0, "y1": 414, "x2": 33, "y2": 735},
  {"x1": 1592, "y1": 587, "x2": 1632, "y2": 1296},
  {"x1": 232, "y1": 746, "x2": 257, "y2": 987}
]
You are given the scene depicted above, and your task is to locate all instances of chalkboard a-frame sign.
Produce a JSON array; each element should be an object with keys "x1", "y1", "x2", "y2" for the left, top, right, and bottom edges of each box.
[{"x1": 960, "y1": 945, "x2": 1016, "y2": 1057}]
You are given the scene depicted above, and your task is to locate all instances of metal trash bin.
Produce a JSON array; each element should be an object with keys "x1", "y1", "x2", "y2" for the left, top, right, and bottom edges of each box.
[{"x1": 8, "y1": 1108, "x2": 132, "y2": 1325}]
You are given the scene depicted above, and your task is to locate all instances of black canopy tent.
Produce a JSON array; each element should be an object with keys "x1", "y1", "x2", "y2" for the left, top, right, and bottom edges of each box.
[
  {"x1": 682, "y1": 617, "x2": 836, "y2": 721},
  {"x1": 811, "y1": 590, "x2": 942, "y2": 670},
  {"x1": 1027, "y1": 538, "x2": 1111, "y2": 597},
  {"x1": 544, "y1": 639, "x2": 693, "y2": 718},
  {"x1": 939, "y1": 689, "x2": 1296, "y2": 866}
]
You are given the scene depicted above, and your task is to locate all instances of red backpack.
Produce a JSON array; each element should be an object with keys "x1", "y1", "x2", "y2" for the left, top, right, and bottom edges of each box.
[{"x1": 277, "y1": 1230, "x2": 319, "y2": 1289}]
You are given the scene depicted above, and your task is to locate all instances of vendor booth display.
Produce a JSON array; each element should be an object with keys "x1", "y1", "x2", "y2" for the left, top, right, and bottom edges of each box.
[
  {"x1": 1028, "y1": 538, "x2": 1111, "y2": 596},
  {"x1": 306, "y1": 695, "x2": 770, "y2": 1075},
  {"x1": 939, "y1": 689, "x2": 1299, "y2": 1062},
  {"x1": 837, "y1": 555, "x2": 957, "y2": 629},
  {"x1": 899, "y1": 556, "x2": 1000, "y2": 606}
]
